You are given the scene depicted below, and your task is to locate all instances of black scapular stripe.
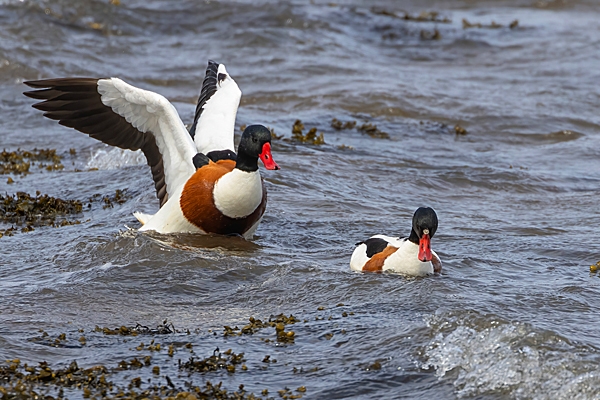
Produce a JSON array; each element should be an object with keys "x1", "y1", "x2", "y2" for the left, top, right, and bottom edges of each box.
[
  {"x1": 192, "y1": 153, "x2": 210, "y2": 169},
  {"x1": 362, "y1": 238, "x2": 389, "y2": 258},
  {"x1": 206, "y1": 149, "x2": 237, "y2": 162}
]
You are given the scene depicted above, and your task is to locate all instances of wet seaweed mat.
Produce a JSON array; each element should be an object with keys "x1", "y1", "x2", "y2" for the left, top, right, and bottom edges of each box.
[
  {"x1": 0, "y1": 148, "x2": 64, "y2": 175},
  {"x1": 0, "y1": 189, "x2": 129, "y2": 238},
  {"x1": 0, "y1": 314, "x2": 329, "y2": 399},
  {"x1": 0, "y1": 358, "x2": 265, "y2": 400},
  {"x1": 0, "y1": 192, "x2": 82, "y2": 236}
]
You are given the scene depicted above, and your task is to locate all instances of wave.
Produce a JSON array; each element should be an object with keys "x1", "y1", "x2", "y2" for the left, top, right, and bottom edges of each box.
[{"x1": 422, "y1": 312, "x2": 600, "y2": 399}]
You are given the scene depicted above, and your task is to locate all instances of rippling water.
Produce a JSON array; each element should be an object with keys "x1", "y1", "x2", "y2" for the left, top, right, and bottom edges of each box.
[{"x1": 2, "y1": 0, "x2": 600, "y2": 398}]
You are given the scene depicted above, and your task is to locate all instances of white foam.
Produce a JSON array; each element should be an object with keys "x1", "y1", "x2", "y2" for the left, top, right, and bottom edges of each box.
[
  {"x1": 86, "y1": 147, "x2": 146, "y2": 170},
  {"x1": 422, "y1": 315, "x2": 600, "y2": 399}
]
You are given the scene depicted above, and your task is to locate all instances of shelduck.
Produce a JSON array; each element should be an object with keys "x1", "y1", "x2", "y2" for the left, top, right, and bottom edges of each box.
[
  {"x1": 23, "y1": 61, "x2": 279, "y2": 238},
  {"x1": 350, "y1": 207, "x2": 442, "y2": 275}
]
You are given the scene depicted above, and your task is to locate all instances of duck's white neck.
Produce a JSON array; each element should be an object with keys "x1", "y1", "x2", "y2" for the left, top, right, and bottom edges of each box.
[
  {"x1": 213, "y1": 169, "x2": 262, "y2": 218},
  {"x1": 385, "y1": 240, "x2": 433, "y2": 275}
]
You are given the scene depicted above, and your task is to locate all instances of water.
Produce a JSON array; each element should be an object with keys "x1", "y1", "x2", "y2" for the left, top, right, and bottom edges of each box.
[{"x1": 1, "y1": 0, "x2": 600, "y2": 398}]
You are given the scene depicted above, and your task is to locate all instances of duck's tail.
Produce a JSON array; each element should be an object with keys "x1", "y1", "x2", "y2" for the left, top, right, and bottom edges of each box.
[{"x1": 133, "y1": 212, "x2": 153, "y2": 226}]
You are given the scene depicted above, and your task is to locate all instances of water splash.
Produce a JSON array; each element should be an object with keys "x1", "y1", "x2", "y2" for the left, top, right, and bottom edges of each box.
[
  {"x1": 422, "y1": 313, "x2": 600, "y2": 399},
  {"x1": 86, "y1": 147, "x2": 146, "y2": 170}
]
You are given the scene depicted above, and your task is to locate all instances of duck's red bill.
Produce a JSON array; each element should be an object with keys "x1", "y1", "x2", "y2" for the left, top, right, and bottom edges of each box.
[
  {"x1": 259, "y1": 142, "x2": 280, "y2": 170},
  {"x1": 418, "y1": 234, "x2": 432, "y2": 262}
]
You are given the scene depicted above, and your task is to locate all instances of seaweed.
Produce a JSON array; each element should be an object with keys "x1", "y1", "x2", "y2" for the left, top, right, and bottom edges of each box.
[
  {"x1": 0, "y1": 358, "x2": 268, "y2": 399},
  {"x1": 269, "y1": 127, "x2": 283, "y2": 140},
  {"x1": 88, "y1": 189, "x2": 130, "y2": 209},
  {"x1": 180, "y1": 348, "x2": 245, "y2": 374},
  {"x1": 1, "y1": 308, "x2": 363, "y2": 398},
  {"x1": 0, "y1": 148, "x2": 63, "y2": 175},
  {"x1": 371, "y1": 8, "x2": 451, "y2": 23},
  {"x1": 364, "y1": 360, "x2": 383, "y2": 371},
  {"x1": 330, "y1": 118, "x2": 390, "y2": 139},
  {"x1": 291, "y1": 120, "x2": 325, "y2": 145},
  {"x1": 463, "y1": 18, "x2": 519, "y2": 29},
  {"x1": 357, "y1": 123, "x2": 390, "y2": 139},
  {"x1": 94, "y1": 321, "x2": 176, "y2": 336},
  {"x1": 223, "y1": 314, "x2": 299, "y2": 343},
  {"x1": 0, "y1": 191, "x2": 83, "y2": 230},
  {"x1": 331, "y1": 118, "x2": 356, "y2": 130},
  {"x1": 0, "y1": 189, "x2": 130, "y2": 238},
  {"x1": 454, "y1": 124, "x2": 468, "y2": 135},
  {"x1": 277, "y1": 387, "x2": 305, "y2": 399}
]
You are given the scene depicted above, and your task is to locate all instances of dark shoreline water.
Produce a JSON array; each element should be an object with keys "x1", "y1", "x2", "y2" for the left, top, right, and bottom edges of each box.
[{"x1": 2, "y1": 0, "x2": 600, "y2": 398}]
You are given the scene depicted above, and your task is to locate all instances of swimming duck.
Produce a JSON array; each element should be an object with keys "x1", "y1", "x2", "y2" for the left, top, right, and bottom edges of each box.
[
  {"x1": 350, "y1": 207, "x2": 442, "y2": 275},
  {"x1": 23, "y1": 63, "x2": 279, "y2": 238}
]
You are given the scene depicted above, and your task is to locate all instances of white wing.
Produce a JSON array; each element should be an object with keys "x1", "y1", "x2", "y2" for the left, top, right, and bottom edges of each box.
[
  {"x1": 189, "y1": 62, "x2": 241, "y2": 155},
  {"x1": 25, "y1": 77, "x2": 197, "y2": 206},
  {"x1": 97, "y1": 78, "x2": 197, "y2": 198}
]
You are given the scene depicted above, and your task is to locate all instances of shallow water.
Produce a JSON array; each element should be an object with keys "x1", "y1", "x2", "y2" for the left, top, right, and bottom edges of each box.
[{"x1": 2, "y1": 0, "x2": 600, "y2": 398}]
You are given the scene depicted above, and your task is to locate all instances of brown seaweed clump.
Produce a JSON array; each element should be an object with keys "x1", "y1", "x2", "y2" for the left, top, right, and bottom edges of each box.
[
  {"x1": 180, "y1": 348, "x2": 245, "y2": 374},
  {"x1": 292, "y1": 120, "x2": 325, "y2": 145},
  {"x1": 331, "y1": 118, "x2": 357, "y2": 130},
  {"x1": 454, "y1": 124, "x2": 468, "y2": 135},
  {"x1": 0, "y1": 188, "x2": 130, "y2": 238},
  {"x1": 29, "y1": 331, "x2": 73, "y2": 348},
  {"x1": 0, "y1": 358, "x2": 269, "y2": 399},
  {"x1": 0, "y1": 359, "x2": 109, "y2": 398},
  {"x1": 357, "y1": 123, "x2": 390, "y2": 139},
  {"x1": 463, "y1": 18, "x2": 519, "y2": 29},
  {"x1": 371, "y1": 8, "x2": 451, "y2": 23},
  {"x1": 0, "y1": 148, "x2": 64, "y2": 175},
  {"x1": 224, "y1": 314, "x2": 299, "y2": 344},
  {"x1": 331, "y1": 119, "x2": 390, "y2": 139},
  {"x1": 267, "y1": 126, "x2": 283, "y2": 140},
  {"x1": 404, "y1": 11, "x2": 450, "y2": 23},
  {"x1": 94, "y1": 321, "x2": 175, "y2": 336},
  {"x1": 0, "y1": 191, "x2": 83, "y2": 235},
  {"x1": 88, "y1": 189, "x2": 130, "y2": 209}
]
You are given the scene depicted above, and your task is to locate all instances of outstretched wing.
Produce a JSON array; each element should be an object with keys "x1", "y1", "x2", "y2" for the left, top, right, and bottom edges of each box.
[
  {"x1": 24, "y1": 78, "x2": 197, "y2": 207},
  {"x1": 189, "y1": 61, "x2": 241, "y2": 157}
]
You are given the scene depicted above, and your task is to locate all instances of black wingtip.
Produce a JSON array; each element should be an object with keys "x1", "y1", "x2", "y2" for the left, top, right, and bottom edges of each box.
[
  {"x1": 23, "y1": 80, "x2": 51, "y2": 98},
  {"x1": 23, "y1": 90, "x2": 38, "y2": 99},
  {"x1": 23, "y1": 79, "x2": 52, "y2": 89}
]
